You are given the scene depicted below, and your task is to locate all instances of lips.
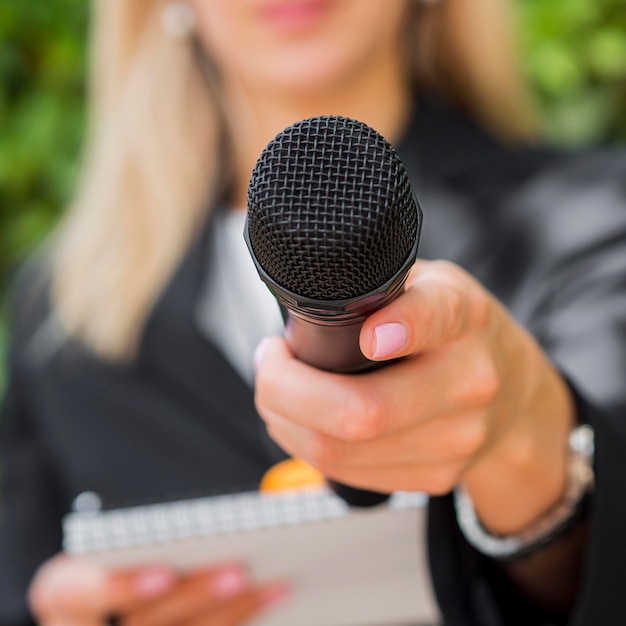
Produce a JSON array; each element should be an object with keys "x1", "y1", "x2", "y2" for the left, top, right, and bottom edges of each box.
[{"x1": 257, "y1": 0, "x2": 335, "y2": 34}]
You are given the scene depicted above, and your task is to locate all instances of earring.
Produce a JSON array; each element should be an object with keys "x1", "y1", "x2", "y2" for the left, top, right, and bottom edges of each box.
[{"x1": 162, "y1": 2, "x2": 196, "y2": 39}]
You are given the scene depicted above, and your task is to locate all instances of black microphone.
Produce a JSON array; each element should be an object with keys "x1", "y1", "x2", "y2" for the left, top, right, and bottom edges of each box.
[{"x1": 245, "y1": 116, "x2": 423, "y2": 506}]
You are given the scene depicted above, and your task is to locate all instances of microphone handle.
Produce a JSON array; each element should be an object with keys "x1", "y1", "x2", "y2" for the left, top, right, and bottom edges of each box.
[
  {"x1": 285, "y1": 313, "x2": 373, "y2": 373},
  {"x1": 285, "y1": 311, "x2": 390, "y2": 507}
]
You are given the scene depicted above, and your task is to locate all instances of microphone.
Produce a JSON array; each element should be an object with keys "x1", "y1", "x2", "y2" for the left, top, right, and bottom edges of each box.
[{"x1": 245, "y1": 116, "x2": 423, "y2": 506}]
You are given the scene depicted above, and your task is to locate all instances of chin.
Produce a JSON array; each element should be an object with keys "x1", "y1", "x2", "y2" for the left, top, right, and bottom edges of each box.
[{"x1": 255, "y1": 51, "x2": 365, "y2": 99}]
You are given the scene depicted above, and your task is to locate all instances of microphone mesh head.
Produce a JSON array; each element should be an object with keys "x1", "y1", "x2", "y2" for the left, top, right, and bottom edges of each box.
[{"x1": 247, "y1": 116, "x2": 419, "y2": 300}]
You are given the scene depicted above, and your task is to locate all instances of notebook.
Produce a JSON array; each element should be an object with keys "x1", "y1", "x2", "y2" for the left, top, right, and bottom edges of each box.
[{"x1": 63, "y1": 487, "x2": 440, "y2": 626}]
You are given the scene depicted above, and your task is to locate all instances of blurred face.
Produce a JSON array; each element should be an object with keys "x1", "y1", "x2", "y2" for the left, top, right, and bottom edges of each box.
[{"x1": 192, "y1": 0, "x2": 412, "y2": 96}]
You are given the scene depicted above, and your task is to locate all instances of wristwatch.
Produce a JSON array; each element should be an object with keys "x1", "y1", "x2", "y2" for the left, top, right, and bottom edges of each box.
[{"x1": 454, "y1": 424, "x2": 595, "y2": 561}]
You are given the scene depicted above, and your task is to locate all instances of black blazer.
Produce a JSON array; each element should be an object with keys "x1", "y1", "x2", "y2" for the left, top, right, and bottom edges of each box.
[{"x1": 2, "y1": 100, "x2": 626, "y2": 625}]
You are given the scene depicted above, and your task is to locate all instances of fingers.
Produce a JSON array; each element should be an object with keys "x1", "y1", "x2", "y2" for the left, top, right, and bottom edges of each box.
[
  {"x1": 43, "y1": 621, "x2": 102, "y2": 626},
  {"x1": 265, "y1": 411, "x2": 471, "y2": 494},
  {"x1": 256, "y1": 334, "x2": 499, "y2": 440},
  {"x1": 31, "y1": 556, "x2": 290, "y2": 626},
  {"x1": 255, "y1": 338, "x2": 383, "y2": 440},
  {"x1": 123, "y1": 566, "x2": 289, "y2": 626},
  {"x1": 181, "y1": 583, "x2": 289, "y2": 626},
  {"x1": 122, "y1": 565, "x2": 248, "y2": 626},
  {"x1": 360, "y1": 260, "x2": 489, "y2": 361},
  {"x1": 266, "y1": 410, "x2": 489, "y2": 470},
  {"x1": 30, "y1": 555, "x2": 177, "y2": 621}
]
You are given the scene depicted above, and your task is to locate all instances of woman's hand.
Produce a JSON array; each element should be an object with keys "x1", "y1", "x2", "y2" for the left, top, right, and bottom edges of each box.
[
  {"x1": 254, "y1": 260, "x2": 575, "y2": 535},
  {"x1": 29, "y1": 553, "x2": 288, "y2": 626}
]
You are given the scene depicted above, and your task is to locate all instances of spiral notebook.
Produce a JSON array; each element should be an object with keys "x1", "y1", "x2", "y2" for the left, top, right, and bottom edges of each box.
[{"x1": 63, "y1": 487, "x2": 440, "y2": 626}]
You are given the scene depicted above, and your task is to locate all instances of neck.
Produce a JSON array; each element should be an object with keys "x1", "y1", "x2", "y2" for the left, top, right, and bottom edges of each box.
[{"x1": 222, "y1": 55, "x2": 414, "y2": 209}]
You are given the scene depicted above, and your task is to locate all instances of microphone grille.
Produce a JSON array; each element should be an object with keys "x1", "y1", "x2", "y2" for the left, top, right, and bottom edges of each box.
[{"x1": 247, "y1": 116, "x2": 419, "y2": 300}]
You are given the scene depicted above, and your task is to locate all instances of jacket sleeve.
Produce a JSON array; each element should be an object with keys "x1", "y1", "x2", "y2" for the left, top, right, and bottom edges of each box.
[
  {"x1": 428, "y1": 149, "x2": 626, "y2": 625},
  {"x1": 536, "y1": 151, "x2": 626, "y2": 624},
  {"x1": 0, "y1": 287, "x2": 65, "y2": 626}
]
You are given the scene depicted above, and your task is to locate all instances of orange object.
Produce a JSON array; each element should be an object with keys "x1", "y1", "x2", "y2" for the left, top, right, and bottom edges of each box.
[{"x1": 260, "y1": 458, "x2": 326, "y2": 492}]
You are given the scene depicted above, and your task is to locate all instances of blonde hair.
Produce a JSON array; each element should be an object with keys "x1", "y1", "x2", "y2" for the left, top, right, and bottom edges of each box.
[{"x1": 52, "y1": 0, "x2": 537, "y2": 361}]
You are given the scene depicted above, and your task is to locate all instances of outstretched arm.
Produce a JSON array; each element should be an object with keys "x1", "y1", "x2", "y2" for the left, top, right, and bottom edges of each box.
[{"x1": 254, "y1": 259, "x2": 581, "y2": 613}]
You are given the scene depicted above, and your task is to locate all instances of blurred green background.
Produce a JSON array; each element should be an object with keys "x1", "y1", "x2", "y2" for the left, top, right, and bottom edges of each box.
[{"x1": 0, "y1": 0, "x2": 625, "y2": 391}]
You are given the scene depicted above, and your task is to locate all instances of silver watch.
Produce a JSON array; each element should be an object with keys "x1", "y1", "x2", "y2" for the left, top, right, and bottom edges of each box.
[{"x1": 454, "y1": 424, "x2": 595, "y2": 560}]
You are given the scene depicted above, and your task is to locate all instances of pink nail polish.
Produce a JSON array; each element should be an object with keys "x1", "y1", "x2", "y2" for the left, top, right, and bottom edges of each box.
[
  {"x1": 261, "y1": 583, "x2": 291, "y2": 608},
  {"x1": 373, "y1": 322, "x2": 407, "y2": 358},
  {"x1": 211, "y1": 567, "x2": 249, "y2": 597},
  {"x1": 135, "y1": 568, "x2": 176, "y2": 598}
]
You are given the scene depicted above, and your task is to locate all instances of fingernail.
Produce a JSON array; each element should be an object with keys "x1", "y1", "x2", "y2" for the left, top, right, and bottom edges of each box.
[
  {"x1": 254, "y1": 338, "x2": 271, "y2": 373},
  {"x1": 373, "y1": 322, "x2": 408, "y2": 359},
  {"x1": 211, "y1": 566, "x2": 249, "y2": 598},
  {"x1": 261, "y1": 582, "x2": 291, "y2": 608},
  {"x1": 135, "y1": 567, "x2": 176, "y2": 598}
]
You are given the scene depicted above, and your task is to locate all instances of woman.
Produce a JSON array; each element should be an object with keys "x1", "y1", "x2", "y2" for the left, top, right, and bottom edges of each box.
[{"x1": 1, "y1": 0, "x2": 625, "y2": 624}]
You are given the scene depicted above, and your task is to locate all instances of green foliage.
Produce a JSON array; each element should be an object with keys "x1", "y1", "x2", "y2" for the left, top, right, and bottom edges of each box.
[
  {"x1": 519, "y1": 0, "x2": 626, "y2": 144},
  {"x1": 0, "y1": 1, "x2": 88, "y2": 290},
  {"x1": 0, "y1": 0, "x2": 625, "y2": 393}
]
